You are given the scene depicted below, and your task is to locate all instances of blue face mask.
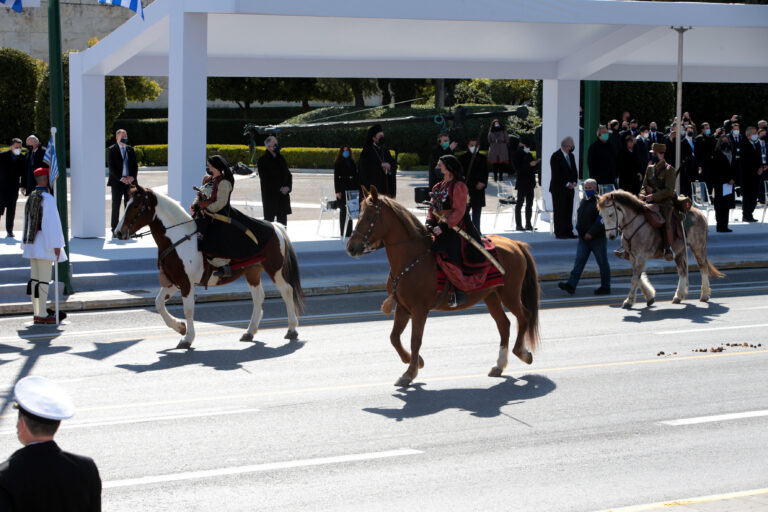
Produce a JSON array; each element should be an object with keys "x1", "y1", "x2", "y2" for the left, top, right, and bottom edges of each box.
[
  {"x1": 441, "y1": 141, "x2": 450, "y2": 150},
  {"x1": 272, "y1": 145, "x2": 280, "y2": 155},
  {"x1": 120, "y1": 137, "x2": 128, "y2": 145},
  {"x1": 585, "y1": 189, "x2": 596, "y2": 198},
  {"x1": 705, "y1": 129, "x2": 711, "y2": 136},
  {"x1": 601, "y1": 133, "x2": 610, "y2": 142},
  {"x1": 342, "y1": 150, "x2": 350, "y2": 158}
]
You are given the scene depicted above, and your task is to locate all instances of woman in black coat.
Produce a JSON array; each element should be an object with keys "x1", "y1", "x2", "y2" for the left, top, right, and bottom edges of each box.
[
  {"x1": 711, "y1": 135, "x2": 736, "y2": 232},
  {"x1": 617, "y1": 135, "x2": 643, "y2": 195},
  {"x1": 333, "y1": 145, "x2": 359, "y2": 237}
]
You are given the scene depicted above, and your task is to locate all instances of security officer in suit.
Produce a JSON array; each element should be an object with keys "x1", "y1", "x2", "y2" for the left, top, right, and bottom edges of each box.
[
  {"x1": 24, "y1": 135, "x2": 47, "y2": 196},
  {"x1": 0, "y1": 376, "x2": 101, "y2": 511},
  {"x1": 549, "y1": 136, "x2": 578, "y2": 239},
  {"x1": 107, "y1": 128, "x2": 138, "y2": 236}
]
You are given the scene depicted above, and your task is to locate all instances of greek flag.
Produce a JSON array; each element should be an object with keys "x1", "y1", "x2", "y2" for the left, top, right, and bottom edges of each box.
[
  {"x1": 43, "y1": 137, "x2": 59, "y2": 185},
  {"x1": 98, "y1": 0, "x2": 144, "y2": 20},
  {"x1": 0, "y1": 0, "x2": 23, "y2": 13}
]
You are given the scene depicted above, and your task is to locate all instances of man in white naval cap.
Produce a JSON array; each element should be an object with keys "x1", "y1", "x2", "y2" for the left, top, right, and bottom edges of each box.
[{"x1": 0, "y1": 376, "x2": 101, "y2": 511}]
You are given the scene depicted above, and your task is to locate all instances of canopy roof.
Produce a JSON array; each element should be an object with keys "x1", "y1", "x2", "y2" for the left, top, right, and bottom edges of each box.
[{"x1": 81, "y1": 0, "x2": 768, "y2": 83}]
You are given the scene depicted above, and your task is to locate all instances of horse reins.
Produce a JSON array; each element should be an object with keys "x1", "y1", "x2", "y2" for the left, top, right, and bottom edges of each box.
[
  {"x1": 607, "y1": 200, "x2": 647, "y2": 250},
  {"x1": 126, "y1": 191, "x2": 197, "y2": 264}
]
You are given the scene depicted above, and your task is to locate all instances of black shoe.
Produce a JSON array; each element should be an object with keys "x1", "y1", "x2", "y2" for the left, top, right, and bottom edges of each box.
[
  {"x1": 567, "y1": 233, "x2": 578, "y2": 239},
  {"x1": 743, "y1": 217, "x2": 758, "y2": 223},
  {"x1": 213, "y1": 264, "x2": 232, "y2": 278},
  {"x1": 46, "y1": 308, "x2": 67, "y2": 321},
  {"x1": 6, "y1": 232, "x2": 14, "y2": 238},
  {"x1": 558, "y1": 282, "x2": 575, "y2": 295},
  {"x1": 449, "y1": 289, "x2": 466, "y2": 308},
  {"x1": 594, "y1": 287, "x2": 611, "y2": 296},
  {"x1": 525, "y1": 225, "x2": 533, "y2": 231},
  {"x1": 716, "y1": 228, "x2": 733, "y2": 233},
  {"x1": 515, "y1": 225, "x2": 525, "y2": 231}
]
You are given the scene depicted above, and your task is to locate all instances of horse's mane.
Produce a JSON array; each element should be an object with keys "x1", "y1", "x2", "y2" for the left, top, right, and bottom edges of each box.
[
  {"x1": 377, "y1": 196, "x2": 430, "y2": 243},
  {"x1": 149, "y1": 188, "x2": 194, "y2": 226},
  {"x1": 598, "y1": 189, "x2": 647, "y2": 214}
]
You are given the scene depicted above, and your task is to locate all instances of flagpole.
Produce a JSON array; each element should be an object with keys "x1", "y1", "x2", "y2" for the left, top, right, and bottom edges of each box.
[
  {"x1": 50, "y1": 127, "x2": 60, "y2": 326},
  {"x1": 48, "y1": 0, "x2": 73, "y2": 295}
]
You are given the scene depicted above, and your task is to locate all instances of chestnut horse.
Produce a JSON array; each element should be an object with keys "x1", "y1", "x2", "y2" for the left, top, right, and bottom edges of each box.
[
  {"x1": 115, "y1": 185, "x2": 304, "y2": 349},
  {"x1": 346, "y1": 186, "x2": 540, "y2": 387},
  {"x1": 598, "y1": 190, "x2": 723, "y2": 309}
]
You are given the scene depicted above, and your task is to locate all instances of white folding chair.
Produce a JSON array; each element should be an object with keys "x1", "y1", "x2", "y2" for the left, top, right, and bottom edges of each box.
[
  {"x1": 691, "y1": 180, "x2": 713, "y2": 221},
  {"x1": 317, "y1": 189, "x2": 339, "y2": 236},
  {"x1": 761, "y1": 181, "x2": 768, "y2": 224},
  {"x1": 344, "y1": 190, "x2": 360, "y2": 239},
  {"x1": 598, "y1": 183, "x2": 615, "y2": 196},
  {"x1": 493, "y1": 180, "x2": 516, "y2": 228},
  {"x1": 532, "y1": 186, "x2": 554, "y2": 235}
]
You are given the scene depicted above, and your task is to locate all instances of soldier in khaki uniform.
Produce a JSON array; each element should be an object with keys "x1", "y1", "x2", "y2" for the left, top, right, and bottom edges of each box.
[{"x1": 639, "y1": 143, "x2": 677, "y2": 260}]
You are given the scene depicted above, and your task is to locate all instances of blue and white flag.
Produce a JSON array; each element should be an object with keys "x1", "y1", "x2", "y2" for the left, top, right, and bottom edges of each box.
[
  {"x1": 43, "y1": 136, "x2": 59, "y2": 185},
  {"x1": 98, "y1": 0, "x2": 144, "y2": 20},
  {"x1": 0, "y1": 0, "x2": 24, "y2": 13}
]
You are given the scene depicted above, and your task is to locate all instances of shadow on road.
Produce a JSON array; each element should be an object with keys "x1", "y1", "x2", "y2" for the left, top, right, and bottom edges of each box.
[
  {"x1": 115, "y1": 339, "x2": 306, "y2": 373},
  {"x1": 363, "y1": 374, "x2": 555, "y2": 422},
  {"x1": 620, "y1": 300, "x2": 729, "y2": 324}
]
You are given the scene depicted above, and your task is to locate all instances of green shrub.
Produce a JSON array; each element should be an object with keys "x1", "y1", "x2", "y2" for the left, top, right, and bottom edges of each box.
[
  {"x1": 397, "y1": 152, "x2": 421, "y2": 170},
  {"x1": 0, "y1": 48, "x2": 38, "y2": 143}
]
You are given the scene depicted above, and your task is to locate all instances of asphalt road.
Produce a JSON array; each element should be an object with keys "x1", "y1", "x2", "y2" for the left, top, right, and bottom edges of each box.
[{"x1": 0, "y1": 270, "x2": 767, "y2": 511}]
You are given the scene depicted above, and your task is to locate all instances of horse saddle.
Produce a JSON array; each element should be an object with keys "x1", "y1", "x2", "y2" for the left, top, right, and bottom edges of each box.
[{"x1": 642, "y1": 204, "x2": 665, "y2": 228}]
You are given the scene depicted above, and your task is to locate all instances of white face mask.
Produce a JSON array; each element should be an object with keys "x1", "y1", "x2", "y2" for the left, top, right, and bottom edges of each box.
[
  {"x1": 732, "y1": 130, "x2": 740, "y2": 136},
  {"x1": 523, "y1": 147, "x2": 530, "y2": 154},
  {"x1": 468, "y1": 146, "x2": 478, "y2": 153},
  {"x1": 750, "y1": 134, "x2": 758, "y2": 142},
  {"x1": 11, "y1": 148, "x2": 21, "y2": 156}
]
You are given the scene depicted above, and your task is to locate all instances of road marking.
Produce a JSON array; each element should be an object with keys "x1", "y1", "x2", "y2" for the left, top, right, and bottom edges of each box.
[
  {"x1": 0, "y1": 408, "x2": 259, "y2": 435},
  {"x1": 601, "y1": 486, "x2": 768, "y2": 511},
  {"x1": 103, "y1": 448, "x2": 423, "y2": 489},
  {"x1": 659, "y1": 409, "x2": 768, "y2": 426},
  {"x1": 655, "y1": 323, "x2": 768, "y2": 335}
]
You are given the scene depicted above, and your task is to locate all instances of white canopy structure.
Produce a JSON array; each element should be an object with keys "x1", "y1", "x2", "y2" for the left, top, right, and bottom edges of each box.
[{"x1": 69, "y1": 0, "x2": 768, "y2": 237}]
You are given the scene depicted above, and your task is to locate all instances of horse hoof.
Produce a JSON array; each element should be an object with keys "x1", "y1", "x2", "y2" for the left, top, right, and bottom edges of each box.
[
  {"x1": 672, "y1": 297, "x2": 681, "y2": 304},
  {"x1": 176, "y1": 340, "x2": 192, "y2": 350},
  {"x1": 284, "y1": 329, "x2": 298, "y2": 340},
  {"x1": 700, "y1": 296, "x2": 710, "y2": 303},
  {"x1": 179, "y1": 323, "x2": 187, "y2": 336},
  {"x1": 622, "y1": 301, "x2": 633, "y2": 309},
  {"x1": 418, "y1": 356, "x2": 425, "y2": 369},
  {"x1": 240, "y1": 332, "x2": 254, "y2": 342},
  {"x1": 488, "y1": 367, "x2": 503, "y2": 377},
  {"x1": 647, "y1": 298, "x2": 655, "y2": 307},
  {"x1": 513, "y1": 349, "x2": 533, "y2": 365},
  {"x1": 395, "y1": 375, "x2": 413, "y2": 387}
]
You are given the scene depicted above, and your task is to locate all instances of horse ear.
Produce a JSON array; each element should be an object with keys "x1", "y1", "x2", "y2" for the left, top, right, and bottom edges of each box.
[
  {"x1": 369, "y1": 185, "x2": 379, "y2": 202},
  {"x1": 361, "y1": 185, "x2": 369, "y2": 198}
]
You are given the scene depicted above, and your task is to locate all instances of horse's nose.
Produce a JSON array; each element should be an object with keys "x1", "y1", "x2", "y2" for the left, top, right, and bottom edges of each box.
[{"x1": 346, "y1": 239, "x2": 361, "y2": 257}]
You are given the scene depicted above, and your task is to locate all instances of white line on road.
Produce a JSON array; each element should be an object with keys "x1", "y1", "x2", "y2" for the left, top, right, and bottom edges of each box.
[
  {"x1": 655, "y1": 323, "x2": 768, "y2": 335},
  {"x1": 659, "y1": 410, "x2": 768, "y2": 426},
  {"x1": 0, "y1": 408, "x2": 260, "y2": 435},
  {"x1": 103, "y1": 448, "x2": 423, "y2": 489}
]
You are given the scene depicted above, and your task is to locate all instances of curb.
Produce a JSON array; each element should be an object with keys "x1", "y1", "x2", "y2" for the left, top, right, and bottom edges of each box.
[{"x1": 1, "y1": 258, "x2": 763, "y2": 317}]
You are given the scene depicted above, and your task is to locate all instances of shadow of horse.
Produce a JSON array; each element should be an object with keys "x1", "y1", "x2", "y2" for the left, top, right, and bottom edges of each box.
[
  {"x1": 363, "y1": 374, "x2": 556, "y2": 422},
  {"x1": 620, "y1": 300, "x2": 729, "y2": 324},
  {"x1": 116, "y1": 339, "x2": 306, "y2": 373}
]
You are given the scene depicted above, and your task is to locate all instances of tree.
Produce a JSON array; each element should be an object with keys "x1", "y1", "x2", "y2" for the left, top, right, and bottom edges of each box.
[
  {"x1": 378, "y1": 79, "x2": 392, "y2": 106},
  {"x1": 389, "y1": 79, "x2": 429, "y2": 107},
  {"x1": 123, "y1": 76, "x2": 162, "y2": 103},
  {"x1": 35, "y1": 51, "x2": 127, "y2": 146},
  {"x1": 452, "y1": 79, "x2": 536, "y2": 106},
  {"x1": 207, "y1": 77, "x2": 280, "y2": 117},
  {"x1": 0, "y1": 48, "x2": 39, "y2": 142}
]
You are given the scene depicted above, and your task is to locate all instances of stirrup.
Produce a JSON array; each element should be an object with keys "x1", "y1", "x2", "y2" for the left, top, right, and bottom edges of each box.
[
  {"x1": 614, "y1": 248, "x2": 630, "y2": 260},
  {"x1": 213, "y1": 264, "x2": 232, "y2": 278},
  {"x1": 449, "y1": 289, "x2": 466, "y2": 308}
]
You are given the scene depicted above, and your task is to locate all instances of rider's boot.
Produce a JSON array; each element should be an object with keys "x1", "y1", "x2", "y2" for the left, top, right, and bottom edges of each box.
[
  {"x1": 664, "y1": 224, "x2": 675, "y2": 261},
  {"x1": 449, "y1": 288, "x2": 467, "y2": 308},
  {"x1": 614, "y1": 247, "x2": 630, "y2": 260},
  {"x1": 214, "y1": 264, "x2": 232, "y2": 278}
]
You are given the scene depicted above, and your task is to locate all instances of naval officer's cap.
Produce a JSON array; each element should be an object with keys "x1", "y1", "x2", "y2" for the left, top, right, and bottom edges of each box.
[{"x1": 13, "y1": 376, "x2": 75, "y2": 421}]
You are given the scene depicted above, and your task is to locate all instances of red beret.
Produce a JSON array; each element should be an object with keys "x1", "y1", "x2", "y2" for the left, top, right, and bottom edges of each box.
[{"x1": 33, "y1": 167, "x2": 49, "y2": 177}]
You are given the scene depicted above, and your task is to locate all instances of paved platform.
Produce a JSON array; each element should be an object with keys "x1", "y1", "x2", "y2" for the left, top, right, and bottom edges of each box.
[{"x1": 1, "y1": 168, "x2": 766, "y2": 316}]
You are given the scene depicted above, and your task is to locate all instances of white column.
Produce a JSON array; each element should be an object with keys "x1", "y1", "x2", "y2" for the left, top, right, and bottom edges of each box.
[
  {"x1": 541, "y1": 79, "x2": 580, "y2": 210},
  {"x1": 69, "y1": 53, "x2": 106, "y2": 238},
  {"x1": 167, "y1": 10, "x2": 207, "y2": 209}
]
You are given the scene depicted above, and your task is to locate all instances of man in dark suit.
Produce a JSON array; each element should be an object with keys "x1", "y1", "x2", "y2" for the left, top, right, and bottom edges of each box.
[
  {"x1": 24, "y1": 135, "x2": 48, "y2": 196},
  {"x1": 0, "y1": 376, "x2": 101, "y2": 511},
  {"x1": 694, "y1": 123, "x2": 717, "y2": 190},
  {"x1": 587, "y1": 125, "x2": 617, "y2": 187},
  {"x1": 635, "y1": 126, "x2": 651, "y2": 169},
  {"x1": 256, "y1": 135, "x2": 293, "y2": 225},
  {"x1": 549, "y1": 136, "x2": 578, "y2": 239},
  {"x1": 648, "y1": 122, "x2": 661, "y2": 145},
  {"x1": 0, "y1": 138, "x2": 26, "y2": 237},
  {"x1": 458, "y1": 136, "x2": 488, "y2": 231},
  {"x1": 107, "y1": 129, "x2": 138, "y2": 236},
  {"x1": 679, "y1": 127, "x2": 697, "y2": 198},
  {"x1": 741, "y1": 126, "x2": 762, "y2": 222},
  {"x1": 428, "y1": 133, "x2": 457, "y2": 189},
  {"x1": 728, "y1": 121, "x2": 744, "y2": 188}
]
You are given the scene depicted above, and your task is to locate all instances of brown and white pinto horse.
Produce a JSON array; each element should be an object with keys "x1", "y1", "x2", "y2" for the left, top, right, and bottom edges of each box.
[
  {"x1": 346, "y1": 185, "x2": 540, "y2": 387},
  {"x1": 115, "y1": 185, "x2": 304, "y2": 349}
]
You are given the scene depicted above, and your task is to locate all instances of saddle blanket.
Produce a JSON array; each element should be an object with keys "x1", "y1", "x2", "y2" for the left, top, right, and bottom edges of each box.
[{"x1": 436, "y1": 237, "x2": 504, "y2": 293}]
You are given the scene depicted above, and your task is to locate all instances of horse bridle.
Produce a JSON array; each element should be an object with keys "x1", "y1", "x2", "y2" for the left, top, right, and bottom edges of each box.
[
  {"x1": 125, "y1": 192, "x2": 154, "y2": 237},
  {"x1": 605, "y1": 199, "x2": 646, "y2": 245},
  {"x1": 352, "y1": 200, "x2": 384, "y2": 254}
]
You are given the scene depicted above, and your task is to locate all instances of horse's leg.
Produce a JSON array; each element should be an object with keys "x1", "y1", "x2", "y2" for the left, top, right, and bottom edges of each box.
[
  {"x1": 176, "y1": 290, "x2": 196, "y2": 349},
  {"x1": 240, "y1": 278, "x2": 265, "y2": 342},
  {"x1": 689, "y1": 241, "x2": 711, "y2": 302},
  {"x1": 395, "y1": 308, "x2": 427, "y2": 387},
  {"x1": 485, "y1": 292, "x2": 513, "y2": 377},
  {"x1": 638, "y1": 272, "x2": 656, "y2": 307},
  {"x1": 154, "y1": 285, "x2": 186, "y2": 335},
  {"x1": 623, "y1": 255, "x2": 648, "y2": 309},
  {"x1": 272, "y1": 270, "x2": 299, "y2": 340},
  {"x1": 672, "y1": 249, "x2": 689, "y2": 304},
  {"x1": 390, "y1": 304, "x2": 413, "y2": 364}
]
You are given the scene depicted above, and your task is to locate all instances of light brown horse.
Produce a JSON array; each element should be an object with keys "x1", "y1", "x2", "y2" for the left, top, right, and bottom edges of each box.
[
  {"x1": 115, "y1": 185, "x2": 304, "y2": 349},
  {"x1": 346, "y1": 185, "x2": 540, "y2": 387},
  {"x1": 598, "y1": 190, "x2": 723, "y2": 309}
]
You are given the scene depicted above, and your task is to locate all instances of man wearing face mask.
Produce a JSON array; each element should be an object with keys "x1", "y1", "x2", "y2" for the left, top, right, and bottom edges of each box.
[
  {"x1": 728, "y1": 121, "x2": 744, "y2": 189},
  {"x1": 0, "y1": 138, "x2": 26, "y2": 238},
  {"x1": 24, "y1": 135, "x2": 47, "y2": 196},
  {"x1": 458, "y1": 136, "x2": 488, "y2": 231},
  {"x1": 694, "y1": 123, "x2": 717, "y2": 191},
  {"x1": 635, "y1": 126, "x2": 651, "y2": 168},
  {"x1": 758, "y1": 127, "x2": 768, "y2": 202},
  {"x1": 359, "y1": 124, "x2": 397, "y2": 198},
  {"x1": 107, "y1": 129, "x2": 138, "y2": 238},
  {"x1": 428, "y1": 133, "x2": 457, "y2": 189},
  {"x1": 256, "y1": 136, "x2": 292, "y2": 226},
  {"x1": 549, "y1": 136, "x2": 578, "y2": 239},
  {"x1": 511, "y1": 142, "x2": 539, "y2": 231},
  {"x1": 679, "y1": 124, "x2": 697, "y2": 198},
  {"x1": 648, "y1": 122, "x2": 660, "y2": 145},
  {"x1": 557, "y1": 179, "x2": 610, "y2": 296},
  {"x1": 741, "y1": 126, "x2": 762, "y2": 222},
  {"x1": 639, "y1": 143, "x2": 677, "y2": 260},
  {"x1": 587, "y1": 125, "x2": 617, "y2": 188}
]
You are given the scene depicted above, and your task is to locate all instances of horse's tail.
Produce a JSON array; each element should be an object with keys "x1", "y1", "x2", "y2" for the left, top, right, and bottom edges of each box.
[
  {"x1": 707, "y1": 261, "x2": 725, "y2": 279},
  {"x1": 274, "y1": 223, "x2": 306, "y2": 315},
  {"x1": 519, "y1": 242, "x2": 540, "y2": 352}
]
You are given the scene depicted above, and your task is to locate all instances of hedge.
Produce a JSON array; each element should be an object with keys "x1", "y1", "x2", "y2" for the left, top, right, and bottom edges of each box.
[
  {"x1": 133, "y1": 144, "x2": 417, "y2": 170},
  {"x1": 114, "y1": 118, "x2": 291, "y2": 146}
]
